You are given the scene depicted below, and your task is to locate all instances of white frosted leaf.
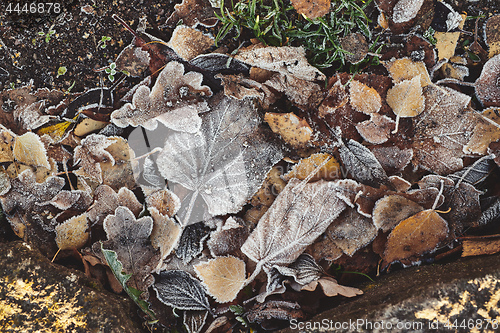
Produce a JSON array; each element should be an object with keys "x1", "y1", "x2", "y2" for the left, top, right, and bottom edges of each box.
[
  {"x1": 392, "y1": 0, "x2": 424, "y2": 24},
  {"x1": 13, "y1": 132, "x2": 50, "y2": 169}
]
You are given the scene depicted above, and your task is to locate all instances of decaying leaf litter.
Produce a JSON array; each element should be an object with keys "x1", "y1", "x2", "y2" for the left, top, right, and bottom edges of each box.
[{"x1": 1, "y1": 0, "x2": 500, "y2": 331}]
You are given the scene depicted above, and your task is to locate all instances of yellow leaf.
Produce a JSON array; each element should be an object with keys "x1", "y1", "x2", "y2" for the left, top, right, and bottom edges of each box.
[
  {"x1": 349, "y1": 80, "x2": 381, "y2": 114},
  {"x1": 194, "y1": 256, "x2": 246, "y2": 303},
  {"x1": 264, "y1": 112, "x2": 312, "y2": 147},
  {"x1": 13, "y1": 132, "x2": 50, "y2": 168},
  {"x1": 55, "y1": 213, "x2": 89, "y2": 250},
  {"x1": 283, "y1": 153, "x2": 340, "y2": 181},
  {"x1": 383, "y1": 58, "x2": 432, "y2": 87},
  {"x1": 464, "y1": 108, "x2": 500, "y2": 155}
]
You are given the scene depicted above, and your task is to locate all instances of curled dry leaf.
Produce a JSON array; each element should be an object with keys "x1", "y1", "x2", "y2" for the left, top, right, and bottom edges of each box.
[
  {"x1": 73, "y1": 134, "x2": 115, "y2": 183},
  {"x1": 290, "y1": 0, "x2": 330, "y2": 19},
  {"x1": 55, "y1": 213, "x2": 89, "y2": 250},
  {"x1": 246, "y1": 300, "x2": 305, "y2": 325},
  {"x1": 13, "y1": 132, "x2": 50, "y2": 169},
  {"x1": 156, "y1": 94, "x2": 283, "y2": 227},
  {"x1": 383, "y1": 209, "x2": 449, "y2": 266},
  {"x1": 283, "y1": 153, "x2": 340, "y2": 182},
  {"x1": 235, "y1": 45, "x2": 326, "y2": 82},
  {"x1": 318, "y1": 78, "x2": 349, "y2": 117},
  {"x1": 372, "y1": 195, "x2": 424, "y2": 232},
  {"x1": 349, "y1": 80, "x2": 382, "y2": 115},
  {"x1": 99, "y1": 137, "x2": 139, "y2": 191},
  {"x1": 274, "y1": 253, "x2": 323, "y2": 286},
  {"x1": 176, "y1": 222, "x2": 211, "y2": 264},
  {"x1": 302, "y1": 276, "x2": 363, "y2": 297},
  {"x1": 241, "y1": 178, "x2": 349, "y2": 280},
  {"x1": 264, "y1": 112, "x2": 313, "y2": 148},
  {"x1": 464, "y1": 108, "x2": 500, "y2": 155},
  {"x1": 216, "y1": 74, "x2": 277, "y2": 109},
  {"x1": 111, "y1": 61, "x2": 212, "y2": 132},
  {"x1": 168, "y1": 25, "x2": 214, "y2": 61},
  {"x1": 146, "y1": 189, "x2": 181, "y2": 218},
  {"x1": 149, "y1": 207, "x2": 182, "y2": 261},
  {"x1": 194, "y1": 256, "x2": 246, "y2": 303}
]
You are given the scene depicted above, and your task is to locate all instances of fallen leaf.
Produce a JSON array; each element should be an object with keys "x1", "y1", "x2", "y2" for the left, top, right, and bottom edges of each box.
[
  {"x1": 290, "y1": 0, "x2": 330, "y2": 19},
  {"x1": 111, "y1": 61, "x2": 212, "y2": 132},
  {"x1": 464, "y1": 108, "x2": 500, "y2": 155},
  {"x1": 339, "y1": 139, "x2": 389, "y2": 187},
  {"x1": 156, "y1": 94, "x2": 283, "y2": 227},
  {"x1": 372, "y1": 195, "x2": 424, "y2": 232},
  {"x1": 55, "y1": 213, "x2": 89, "y2": 250},
  {"x1": 208, "y1": 217, "x2": 249, "y2": 257},
  {"x1": 392, "y1": 0, "x2": 424, "y2": 24},
  {"x1": 246, "y1": 300, "x2": 305, "y2": 325},
  {"x1": 115, "y1": 43, "x2": 151, "y2": 77},
  {"x1": 235, "y1": 45, "x2": 326, "y2": 81},
  {"x1": 241, "y1": 178, "x2": 349, "y2": 281},
  {"x1": 73, "y1": 118, "x2": 108, "y2": 137},
  {"x1": 340, "y1": 33, "x2": 369, "y2": 64},
  {"x1": 283, "y1": 153, "x2": 340, "y2": 182},
  {"x1": 302, "y1": 276, "x2": 363, "y2": 297},
  {"x1": 13, "y1": 132, "x2": 50, "y2": 169},
  {"x1": 318, "y1": 78, "x2": 349, "y2": 117},
  {"x1": 183, "y1": 310, "x2": 208, "y2": 333},
  {"x1": 370, "y1": 145, "x2": 413, "y2": 174},
  {"x1": 448, "y1": 155, "x2": 495, "y2": 187},
  {"x1": 349, "y1": 80, "x2": 382, "y2": 114},
  {"x1": 164, "y1": 0, "x2": 218, "y2": 28},
  {"x1": 383, "y1": 209, "x2": 449, "y2": 265},
  {"x1": 0, "y1": 131, "x2": 15, "y2": 163},
  {"x1": 194, "y1": 256, "x2": 246, "y2": 303},
  {"x1": 355, "y1": 114, "x2": 396, "y2": 144},
  {"x1": 383, "y1": 58, "x2": 432, "y2": 87},
  {"x1": 264, "y1": 72, "x2": 323, "y2": 109},
  {"x1": 101, "y1": 206, "x2": 160, "y2": 291},
  {"x1": 153, "y1": 270, "x2": 210, "y2": 311},
  {"x1": 386, "y1": 75, "x2": 425, "y2": 133},
  {"x1": 149, "y1": 207, "x2": 182, "y2": 261},
  {"x1": 176, "y1": 222, "x2": 211, "y2": 264},
  {"x1": 168, "y1": 25, "x2": 214, "y2": 61},
  {"x1": 73, "y1": 134, "x2": 115, "y2": 183},
  {"x1": 485, "y1": 15, "x2": 500, "y2": 58},
  {"x1": 477, "y1": 197, "x2": 500, "y2": 227},
  {"x1": 146, "y1": 189, "x2": 181, "y2": 218},
  {"x1": 273, "y1": 253, "x2": 323, "y2": 286},
  {"x1": 434, "y1": 14, "x2": 466, "y2": 60},
  {"x1": 87, "y1": 185, "x2": 143, "y2": 226},
  {"x1": 264, "y1": 112, "x2": 313, "y2": 148}
]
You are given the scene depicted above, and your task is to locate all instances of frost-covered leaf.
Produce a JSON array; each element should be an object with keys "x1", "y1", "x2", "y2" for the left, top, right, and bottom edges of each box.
[
  {"x1": 274, "y1": 253, "x2": 323, "y2": 286},
  {"x1": 448, "y1": 155, "x2": 495, "y2": 186},
  {"x1": 263, "y1": 72, "x2": 323, "y2": 109},
  {"x1": 235, "y1": 45, "x2": 326, "y2": 82},
  {"x1": 383, "y1": 209, "x2": 449, "y2": 265},
  {"x1": 176, "y1": 222, "x2": 211, "y2": 264},
  {"x1": 168, "y1": 25, "x2": 214, "y2": 61},
  {"x1": 339, "y1": 139, "x2": 389, "y2": 187},
  {"x1": 115, "y1": 44, "x2": 150, "y2": 77},
  {"x1": 48, "y1": 190, "x2": 92, "y2": 211},
  {"x1": 326, "y1": 207, "x2": 378, "y2": 256},
  {"x1": 101, "y1": 206, "x2": 160, "y2": 291},
  {"x1": 55, "y1": 213, "x2": 89, "y2": 250},
  {"x1": 0, "y1": 131, "x2": 15, "y2": 163},
  {"x1": 142, "y1": 155, "x2": 165, "y2": 188},
  {"x1": 164, "y1": 0, "x2": 218, "y2": 28},
  {"x1": 246, "y1": 300, "x2": 305, "y2": 324},
  {"x1": 370, "y1": 146, "x2": 413, "y2": 174},
  {"x1": 183, "y1": 310, "x2": 208, "y2": 333},
  {"x1": 349, "y1": 80, "x2": 381, "y2": 114},
  {"x1": 464, "y1": 108, "x2": 500, "y2": 155},
  {"x1": 194, "y1": 256, "x2": 246, "y2": 303},
  {"x1": 386, "y1": 75, "x2": 425, "y2": 132},
  {"x1": 87, "y1": 185, "x2": 142, "y2": 226},
  {"x1": 149, "y1": 207, "x2": 182, "y2": 261},
  {"x1": 111, "y1": 61, "x2": 212, "y2": 132},
  {"x1": 340, "y1": 33, "x2": 369, "y2": 64},
  {"x1": 412, "y1": 85, "x2": 476, "y2": 174},
  {"x1": 383, "y1": 58, "x2": 432, "y2": 87},
  {"x1": 13, "y1": 132, "x2": 50, "y2": 169},
  {"x1": 372, "y1": 195, "x2": 423, "y2": 232},
  {"x1": 101, "y1": 245, "x2": 157, "y2": 320},
  {"x1": 146, "y1": 189, "x2": 181, "y2": 218},
  {"x1": 264, "y1": 112, "x2": 313, "y2": 148},
  {"x1": 73, "y1": 134, "x2": 115, "y2": 183},
  {"x1": 477, "y1": 198, "x2": 500, "y2": 226},
  {"x1": 208, "y1": 217, "x2": 248, "y2": 257},
  {"x1": 283, "y1": 153, "x2": 340, "y2": 182},
  {"x1": 355, "y1": 114, "x2": 395, "y2": 145},
  {"x1": 156, "y1": 94, "x2": 283, "y2": 227},
  {"x1": 475, "y1": 54, "x2": 500, "y2": 107},
  {"x1": 153, "y1": 270, "x2": 210, "y2": 311},
  {"x1": 241, "y1": 178, "x2": 348, "y2": 279},
  {"x1": 392, "y1": 0, "x2": 424, "y2": 24}
]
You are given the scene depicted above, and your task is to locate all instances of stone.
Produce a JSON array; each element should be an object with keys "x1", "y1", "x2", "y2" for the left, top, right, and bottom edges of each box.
[
  {"x1": 0, "y1": 241, "x2": 146, "y2": 333},
  {"x1": 279, "y1": 253, "x2": 500, "y2": 332}
]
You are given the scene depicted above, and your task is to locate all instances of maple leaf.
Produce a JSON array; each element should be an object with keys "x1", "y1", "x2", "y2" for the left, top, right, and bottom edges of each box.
[
  {"x1": 111, "y1": 61, "x2": 212, "y2": 132},
  {"x1": 100, "y1": 206, "x2": 160, "y2": 292},
  {"x1": 73, "y1": 134, "x2": 115, "y2": 183},
  {"x1": 194, "y1": 256, "x2": 246, "y2": 303},
  {"x1": 241, "y1": 178, "x2": 349, "y2": 282},
  {"x1": 156, "y1": 93, "x2": 283, "y2": 227}
]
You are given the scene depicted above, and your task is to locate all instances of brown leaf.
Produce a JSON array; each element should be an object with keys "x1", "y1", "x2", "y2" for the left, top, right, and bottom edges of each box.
[
  {"x1": 349, "y1": 80, "x2": 382, "y2": 114},
  {"x1": 383, "y1": 58, "x2": 432, "y2": 87},
  {"x1": 146, "y1": 189, "x2": 181, "y2": 218},
  {"x1": 462, "y1": 235, "x2": 500, "y2": 257},
  {"x1": 356, "y1": 114, "x2": 396, "y2": 144},
  {"x1": 318, "y1": 77, "x2": 349, "y2": 117},
  {"x1": 73, "y1": 134, "x2": 115, "y2": 183},
  {"x1": 149, "y1": 207, "x2": 182, "y2": 261},
  {"x1": 208, "y1": 217, "x2": 249, "y2": 257},
  {"x1": 434, "y1": 14, "x2": 466, "y2": 60},
  {"x1": 168, "y1": 25, "x2": 214, "y2": 61},
  {"x1": 216, "y1": 74, "x2": 277, "y2": 109},
  {"x1": 302, "y1": 276, "x2": 363, "y2": 297},
  {"x1": 87, "y1": 185, "x2": 142, "y2": 226},
  {"x1": 194, "y1": 256, "x2": 246, "y2": 303},
  {"x1": 264, "y1": 112, "x2": 313, "y2": 148},
  {"x1": 115, "y1": 44, "x2": 151, "y2": 78},
  {"x1": 0, "y1": 131, "x2": 15, "y2": 163},
  {"x1": 372, "y1": 195, "x2": 424, "y2": 232},
  {"x1": 386, "y1": 75, "x2": 425, "y2": 132},
  {"x1": 290, "y1": 0, "x2": 330, "y2": 19},
  {"x1": 99, "y1": 137, "x2": 139, "y2": 191},
  {"x1": 370, "y1": 145, "x2": 413, "y2": 174},
  {"x1": 164, "y1": 0, "x2": 218, "y2": 28},
  {"x1": 55, "y1": 213, "x2": 89, "y2": 250},
  {"x1": 464, "y1": 108, "x2": 500, "y2": 155},
  {"x1": 383, "y1": 209, "x2": 449, "y2": 265},
  {"x1": 283, "y1": 153, "x2": 340, "y2": 182},
  {"x1": 340, "y1": 33, "x2": 368, "y2": 64},
  {"x1": 264, "y1": 72, "x2": 324, "y2": 109}
]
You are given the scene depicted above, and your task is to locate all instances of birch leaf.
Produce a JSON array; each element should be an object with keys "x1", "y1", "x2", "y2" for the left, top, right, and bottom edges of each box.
[
  {"x1": 13, "y1": 132, "x2": 50, "y2": 169},
  {"x1": 241, "y1": 178, "x2": 348, "y2": 277},
  {"x1": 194, "y1": 256, "x2": 246, "y2": 303},
  {"x1": 156, "y1": 94, "x2": 283, "y2": 227},
  {"x1": 55, "y1": 213, "x2": 89, "y2": 250},
  {"x1": 153, "y1": 270, "x2": 210, "y2": 311},
  {"x1": 372, "y1": 195, "x2": 423, "y2": 232},
  {"x1": 463, "y1": 108, "x2": 500, "y2": 155},
  {"x1": 264, "y1": 112, "x2": 313, "y2": 148},
  {"x1": 339, "y1": 139, "x2": 389, "y2": 187},
  {"x1": 386, "y1": 75, "x2": 424, "y2": 133},
  {"x1": 349, "y1": 80, "x2": 381, "y2": 114}
]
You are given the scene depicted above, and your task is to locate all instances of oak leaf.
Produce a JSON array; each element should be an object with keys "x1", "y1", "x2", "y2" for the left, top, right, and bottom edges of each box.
[{"x1": 194, "y1": 256, "x2": 246, "y2": 303}]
